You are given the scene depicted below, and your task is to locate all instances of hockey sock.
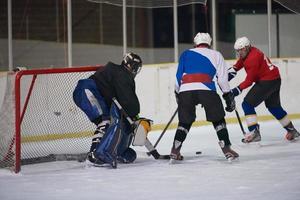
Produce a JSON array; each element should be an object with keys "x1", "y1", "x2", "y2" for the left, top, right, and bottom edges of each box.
[
  {"x1": 242, "y1": 101, "x2": 259, "y2": 131},
  {"x1": 267, "y1": 107, "x2": 292, "y2": 129},
  {"x1": 267, "y1": 107, "x2": 288, "y2": 121},
  {"x1": 245, "y1": 114, "x2": 258, "y2": 132},
  {"x1": 242, "y1": 101, "x2": 256, "y2": 115},
  {"x1": 212, "y1": 119, "x2": 231, "y2": 146},
  {"x1": 174, "y1": 122, "x2": 191, "y2": 142},
  {"x1": 245, "y1": 115, "x2": 258, "y2": 132},
  {"x1": 284, "y1": 121, "x2": 296, "y2": 132}
]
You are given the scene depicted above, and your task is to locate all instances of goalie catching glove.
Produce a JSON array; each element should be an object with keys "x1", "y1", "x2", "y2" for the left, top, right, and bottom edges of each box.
[{"x1": 132, "y1": 118, "x2": 153, "y2": 146}]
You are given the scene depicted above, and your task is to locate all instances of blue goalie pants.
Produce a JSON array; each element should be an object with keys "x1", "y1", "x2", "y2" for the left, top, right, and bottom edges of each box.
[
  {"x1": 95, "y1": 103, "x2": 137, "y2": 165},
  {"x1": 73, "y1": 79, "x2": 110, "y2": 124}
]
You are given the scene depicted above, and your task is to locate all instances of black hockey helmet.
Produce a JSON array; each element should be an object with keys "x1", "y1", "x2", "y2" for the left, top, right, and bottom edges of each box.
[{"x1": 122, "y1": 53, "x2": 142, "y2": 76}]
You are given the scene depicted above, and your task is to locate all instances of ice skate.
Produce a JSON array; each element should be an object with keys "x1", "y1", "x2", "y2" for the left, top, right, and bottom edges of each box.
[
  {"x1": 219, "y1": 141, "x2": 239, "y2": 162},
  {"x1": 85, "y1": 151, "x2": 102, "y2": 167},
  {"x1": 284, "y1": 122, "x2": 300, "y2": 141},
  {"x1": 169, "y1": 141, "x2": 184, "y2": 164},
  {"x1": 85, "y1": 151, "x2": 109, "y2": 168},
  {"x1": 285, "y1": 129, "x2": 300, "y2": 141},
  {"x1": 242, "y1": 125, "x2": 261, "y2": 143},
  {"x1": 169, "y1": 153, "x2": 184, "y2": 164}
]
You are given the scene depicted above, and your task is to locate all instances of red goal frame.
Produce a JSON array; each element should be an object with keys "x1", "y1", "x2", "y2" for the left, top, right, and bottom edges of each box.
[{"x1": 13, "y1": 66, "x2": 101, "y2": 173}]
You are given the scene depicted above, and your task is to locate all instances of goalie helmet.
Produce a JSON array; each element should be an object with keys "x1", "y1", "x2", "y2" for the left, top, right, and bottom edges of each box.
[
  {"x1": 193, "y1": 32, "x2": 212, "y2": 46},
  {"x1": 122, "y1": 53, "x2": 142, "y2": 77},
  {"x1": 234, "y1": 36, "x2": 251, "y2": 50}
]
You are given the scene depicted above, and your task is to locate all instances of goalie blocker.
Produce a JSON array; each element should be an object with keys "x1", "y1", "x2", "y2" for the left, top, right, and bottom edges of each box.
[
  {"x1": 112, "y1": 98, "x2": 164, "y2": 160},
  {"x1": 132, "y1": 118, "x2": 152, "y2": 146}
]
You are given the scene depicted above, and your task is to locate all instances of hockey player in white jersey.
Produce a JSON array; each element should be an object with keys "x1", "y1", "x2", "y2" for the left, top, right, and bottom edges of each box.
[{"x1": 170, "y1": 32, "x2": 239, "y2": 162}]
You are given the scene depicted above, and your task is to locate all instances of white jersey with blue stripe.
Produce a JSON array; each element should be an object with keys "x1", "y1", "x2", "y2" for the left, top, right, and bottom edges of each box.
[{"x1": 175, "y1": 47, "x2": 230, "y2": 94}]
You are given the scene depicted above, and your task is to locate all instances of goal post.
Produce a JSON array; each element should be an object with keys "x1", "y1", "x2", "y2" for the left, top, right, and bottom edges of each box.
[{"x1": 0, "y1": 66, "x2": 102, "y2": 173}]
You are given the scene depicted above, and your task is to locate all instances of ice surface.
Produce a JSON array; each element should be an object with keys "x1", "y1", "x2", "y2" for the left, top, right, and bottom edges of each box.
[{"x1": 1, "y1": 120, "x2": 300, "y2": 200}]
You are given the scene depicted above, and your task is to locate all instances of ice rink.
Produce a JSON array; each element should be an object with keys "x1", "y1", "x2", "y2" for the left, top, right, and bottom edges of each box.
[{"x1": 1, "y1": 119, "x2": 300, "y2": 200}]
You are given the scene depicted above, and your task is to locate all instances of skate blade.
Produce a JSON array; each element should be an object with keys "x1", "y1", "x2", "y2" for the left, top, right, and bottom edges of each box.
[
  {"x1": 85, "y1": 159, "x2": 96, "y2": 168},
  {"x1": 288, "y1": 136, "x2": 300, "y2": 142},
  {"x1": 241, "y1": 138, "x2": 257, "y2": 143},
  {"x1": 169, "y1": 158, "x2": 183, "y2": 165},
  {"x1": 84, "y1": 159, "x2": 110, "y2": 168},
  {"x1": 241, "y1": 138, "x2": 261, "y2": 145},
  {"x1": 226, "y1": 157, "x2": 239, "y2": 163},
  {"x1": 169, "y1": 158, "x2": 177, "y2": 165}
]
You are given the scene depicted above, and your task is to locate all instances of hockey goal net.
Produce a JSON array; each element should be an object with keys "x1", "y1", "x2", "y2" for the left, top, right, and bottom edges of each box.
[{"x1": 0, "y1": 66, "x2": 101, "y2": 173}]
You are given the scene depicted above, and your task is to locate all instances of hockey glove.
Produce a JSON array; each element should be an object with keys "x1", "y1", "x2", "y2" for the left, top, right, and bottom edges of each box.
[
  {"x1": 228, "y1": 67, "x2": 237, "y2": 81},
  {"x1": 231, "y1": 86, "x2": 242, "y2": 97},
  {"x1": 222, "y1": 91, "x2": 236, "y2": 112}
]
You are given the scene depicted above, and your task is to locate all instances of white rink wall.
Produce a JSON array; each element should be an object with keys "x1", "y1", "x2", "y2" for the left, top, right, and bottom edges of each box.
[
  {"x1": 136, "y1": 58, "x2": 300, "y2": 125},
  {"x1": 0, "y1": 58, "x2": 300, "y2": 127}
]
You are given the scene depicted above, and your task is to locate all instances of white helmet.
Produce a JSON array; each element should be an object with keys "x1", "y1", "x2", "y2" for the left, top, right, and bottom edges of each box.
[
  {"x1": 234, "y1": 37, "x2": 251, "y2": 50},
  {"x1": 193, "y1": 32, "x2": 212, "y2": 46}
]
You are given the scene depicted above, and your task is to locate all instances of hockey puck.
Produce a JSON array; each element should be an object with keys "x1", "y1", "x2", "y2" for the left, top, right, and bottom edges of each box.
[{"x1": 195, "y1": 151, "x2": 202, "y2": 155}]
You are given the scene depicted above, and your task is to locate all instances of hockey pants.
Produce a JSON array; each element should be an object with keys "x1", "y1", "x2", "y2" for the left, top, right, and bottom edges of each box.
[{"x1": 73, "y1": 79, "x2": 110, "y2": 124}]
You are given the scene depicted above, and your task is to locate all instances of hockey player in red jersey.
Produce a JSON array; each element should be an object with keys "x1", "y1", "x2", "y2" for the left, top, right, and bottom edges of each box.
[{"x1": 229, "y1": 36, "x2": 299, "y2": 143}]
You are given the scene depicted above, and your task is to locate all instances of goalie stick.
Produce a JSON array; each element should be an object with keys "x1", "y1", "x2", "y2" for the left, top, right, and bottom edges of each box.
[{"x1": 112, "y1": 98, "x2": 170, "y2": 160}]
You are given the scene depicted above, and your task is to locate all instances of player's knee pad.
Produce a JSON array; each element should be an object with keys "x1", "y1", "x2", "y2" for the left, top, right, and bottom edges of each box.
[
  {"x1": 267, "y1": 106, "x2": 287, "y2": 120},
  {"x1": 118, "y1": 148, "x2": 137, "y2": 163},
  {"x1": 242, "y1": 101, "x2": 256, "y2": 115}
]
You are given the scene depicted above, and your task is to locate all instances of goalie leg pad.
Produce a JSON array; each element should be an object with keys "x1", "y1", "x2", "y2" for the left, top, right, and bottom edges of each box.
[
  {"x1": 117, "y1": 148, "x2": 137, "y2": 163},
  {"x1": 95, "y1": 104, "x2": 122, "y2": 166}
]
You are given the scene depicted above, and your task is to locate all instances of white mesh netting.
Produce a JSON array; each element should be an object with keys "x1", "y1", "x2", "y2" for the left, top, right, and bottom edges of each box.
[
  {"x1": 87, "y1": 0, "x2": 207, "y2": 8},
  {"x1": 0, "y1": 73, "x2": 16, "y2": 168},
  {"x1": 0, "y1": 68, "x2": 99, "y2": 172}
]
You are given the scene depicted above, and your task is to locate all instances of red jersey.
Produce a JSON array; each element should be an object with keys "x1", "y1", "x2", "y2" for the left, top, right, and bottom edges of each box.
[{"x1": 233, "y1": 47, "x2": 280, "y2": 90}]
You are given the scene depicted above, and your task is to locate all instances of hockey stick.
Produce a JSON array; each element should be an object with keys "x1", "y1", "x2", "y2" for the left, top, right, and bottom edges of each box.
[
  {"x1": 235, "y1": 109, "x2": 246, "y2": 135},
  {"x1": 217, "y1": 82, "x2": 245, "y2": 135},
  {"x1": 146, "y1": 108, "x2": 178, "y2": 157},
  {"x1": 112, "y1": 98, "x2": 169, "y2": 159}
]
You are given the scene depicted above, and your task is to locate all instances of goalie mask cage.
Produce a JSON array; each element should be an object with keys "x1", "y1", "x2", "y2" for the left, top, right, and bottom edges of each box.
[{"x1": 0, "y1": 66, "x2": 101, "y2": 173}]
